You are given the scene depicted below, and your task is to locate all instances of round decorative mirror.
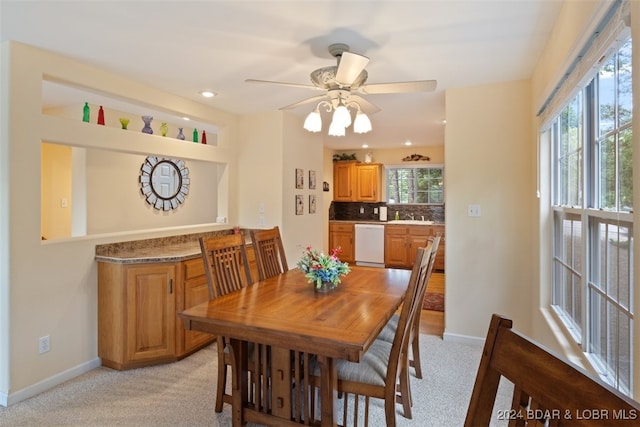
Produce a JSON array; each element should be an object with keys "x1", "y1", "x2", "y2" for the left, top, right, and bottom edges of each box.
[{"x1": 139, "y1": 156, "x2": 189, "y2": 211}]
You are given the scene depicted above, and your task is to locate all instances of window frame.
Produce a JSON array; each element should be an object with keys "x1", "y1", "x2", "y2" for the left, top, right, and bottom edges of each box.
[{"x1": 384, "y1": 164, "x2": 444, "y2": 205}]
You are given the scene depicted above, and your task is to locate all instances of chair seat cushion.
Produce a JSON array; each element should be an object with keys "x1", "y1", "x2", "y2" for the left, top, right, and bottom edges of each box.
[
  {"x1": 377, "y1": 313, "x2": 399, "y2": 343},
  {"x1": 311, "y1": 339, "x2": 393, "y2": 387}
]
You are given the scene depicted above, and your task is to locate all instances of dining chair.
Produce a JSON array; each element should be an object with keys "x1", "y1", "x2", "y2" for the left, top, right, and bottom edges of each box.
[
  {"x1": 465, "y1": 313, "x2": 640, "y2": 426},
  {"x1": 310, "y1": 241, "x2": 435, "y2": 427},
  {"x1": 378, "y1": 234, "x2": 441, "y2": 379},
  {"x1": 250, "y1": 226, "x2": 289, "y2": 280},
  {"x1": 199, "y1": 233, "x2": 254, "y2": 413}
]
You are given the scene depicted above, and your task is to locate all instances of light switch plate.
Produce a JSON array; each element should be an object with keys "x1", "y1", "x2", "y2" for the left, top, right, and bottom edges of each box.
[{"x1": 468, "y1": 204, "x2": 481, "y2": 217}]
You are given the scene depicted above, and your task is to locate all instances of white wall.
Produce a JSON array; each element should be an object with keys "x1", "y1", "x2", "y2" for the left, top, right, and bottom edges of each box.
[
  {"x1": 444, "y1": 79, "x2": 534, "y2": 340},
  {"x1": 0, "y1": 41, "x2": 239, "y2": 405}
]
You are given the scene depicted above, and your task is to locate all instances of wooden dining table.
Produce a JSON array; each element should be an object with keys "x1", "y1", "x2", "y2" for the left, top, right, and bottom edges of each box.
[{"x1": 178, "y1": 265, "x2": 411, "y2": 427}]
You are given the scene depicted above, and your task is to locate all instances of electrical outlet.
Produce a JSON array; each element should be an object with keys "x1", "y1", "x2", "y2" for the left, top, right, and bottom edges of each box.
[{"x1": 39, "y1": 335, "x2": 50, "y2": 354}]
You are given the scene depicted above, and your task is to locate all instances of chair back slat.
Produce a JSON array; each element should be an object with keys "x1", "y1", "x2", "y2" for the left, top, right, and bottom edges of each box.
[
  {"x1": 465, "y1": 314, "x2": 640, "y2": 426},
  {"x1": 387, "y1": 241, "x2": 435, "y2": 385},
  {"x1": 199, "y1": 234, "x2": 252, "y2": 299},
  {"x1": 250, "y1": 226, "x2": 289, "y2": 280}
]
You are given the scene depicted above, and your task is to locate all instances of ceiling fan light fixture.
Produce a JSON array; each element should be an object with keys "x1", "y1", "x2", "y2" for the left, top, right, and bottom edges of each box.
[
  {"x1": 303, "y1": 109, "x2": 322, "y2": 132},
  {"x1": 328, "y1": 119, "x2": 346, "y2": 137},
  {"x1": 353, "y1": 111, "x2": 372, "y2": 134},
  {"x1": 332, "y1": 104, "x2": 352, "y2": 128}
]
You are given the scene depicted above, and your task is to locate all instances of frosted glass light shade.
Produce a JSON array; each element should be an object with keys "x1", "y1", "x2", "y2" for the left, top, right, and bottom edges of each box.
[
  {"x1": 332, "y1": 105, "x2": 352, "y2": 128},
  {"x1": 354, "y1": 111, "x2": 372, "y2": 134},
  {"x1": 303, "y1": 110, "x2": 322, "y2": 132},
  {"x1": 328, "y1": 119, "x2": 346, "y2": 136}
]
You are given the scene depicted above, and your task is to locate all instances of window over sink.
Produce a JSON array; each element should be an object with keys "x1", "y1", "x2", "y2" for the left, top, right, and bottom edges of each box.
[{"x1": 385, "y1": 165, "x2": 444, "y2": 205}]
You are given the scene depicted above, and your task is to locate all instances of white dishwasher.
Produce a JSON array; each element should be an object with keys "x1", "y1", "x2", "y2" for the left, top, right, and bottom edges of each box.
[{"x1": 354, "y1": 224, "x2": 385, "y2": 267}]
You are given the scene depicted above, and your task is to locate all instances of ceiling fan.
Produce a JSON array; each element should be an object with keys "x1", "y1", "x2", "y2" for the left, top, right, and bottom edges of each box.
[{"x1": 246, "y1": 43, "x2": 437, "y2": 135}]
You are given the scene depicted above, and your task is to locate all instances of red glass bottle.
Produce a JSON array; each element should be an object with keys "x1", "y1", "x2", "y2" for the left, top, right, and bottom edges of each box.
[{"x1": 97, "y1": 106, "x2": 105, "y2": 125}]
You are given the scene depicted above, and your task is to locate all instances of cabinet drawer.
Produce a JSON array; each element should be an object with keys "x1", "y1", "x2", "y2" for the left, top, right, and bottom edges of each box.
[
  {"x1": 184, "y1": 257, "x2": 205, "y2": 280},
  {"x1": 406, "y1": 225, "x2": 431, "y2": 236},
  {"x1": 329, "y1": 223, "x2": 354, "y2": 232},
  {"x1": 384, "y1": 225, "x2": 407, "y2": 235}
]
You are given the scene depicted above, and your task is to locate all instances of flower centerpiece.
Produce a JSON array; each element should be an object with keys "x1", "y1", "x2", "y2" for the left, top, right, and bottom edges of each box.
[{"x1": 297, "y1": 246, "x2": 351, "y2": 292}]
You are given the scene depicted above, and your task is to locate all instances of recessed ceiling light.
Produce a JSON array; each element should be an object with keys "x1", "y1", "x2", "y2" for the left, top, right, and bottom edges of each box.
[
  {"x1": 182, "y1": 117, "x2": 191, "y2": 121},
  {"x1": 362, "y1": 144, "x2": 369, "y2": 148},
  {"x1": 442, "y1": 119, "x2": 447, "y2": 124},
  {"x1": 200, "y1": 91, "x2": 216, "y2": 98},
  {"x1": 404, "y1": 141, "x2": 412, "y2": 146}
]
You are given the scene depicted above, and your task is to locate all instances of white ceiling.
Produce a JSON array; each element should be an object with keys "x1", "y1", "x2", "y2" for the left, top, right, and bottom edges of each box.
[{"x1": 0, "y1": 0, "x2": 563, "y2": 150}]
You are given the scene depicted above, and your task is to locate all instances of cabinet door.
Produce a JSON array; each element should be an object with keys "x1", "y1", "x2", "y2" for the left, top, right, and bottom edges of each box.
[
  {"x1": 329, "y1": 224, "x2": 354, "y2": 263},
  {"x1": 385, "y1": 226, "x2": 407, "y2": 267},
  {"x1": 182, "y1": 274, "x2": 214, "y2": 353},
  {"x1": 407, "y1": 234, "x2": 430, "y2": 267},
  {"x1": 180, "y1": 258, "x2": 214, "y2": 355},
  {"x1": 333, "y1": 162, "x2": 355, "y2": 201},
  {"x1": 355, "y1": 164, "x2": 380, "y2": 201},
  {"x1": 126, "y1": 264, "x2": 176, "y2": 362}
]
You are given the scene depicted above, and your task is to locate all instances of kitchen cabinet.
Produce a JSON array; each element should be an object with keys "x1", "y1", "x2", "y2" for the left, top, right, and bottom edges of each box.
[
  {"x1": 328, "y1": 222, "x2": 355, "y2": 263},
  {"x1": 384, "y1": 224, "x2": 445, "y2": 269},
  {"x1": 177, "y1": 258, "x2": 213, "y2": 356},
  {"x1": 98, "y1": 262, "x2": 178, "y2": 370},
  {"x1": 333, "y1": 161, "x2": 382, "y2": 202},
  {"x1": 98, "y1": 243, "x2": 258, "y2": 370}
]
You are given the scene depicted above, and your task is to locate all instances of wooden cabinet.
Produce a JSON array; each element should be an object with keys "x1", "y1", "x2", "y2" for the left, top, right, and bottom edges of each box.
[
  {"x1": 333, "y1": 161, "x2": 356, "y2": 201},
  {"x1": 328, "y1": 222, "x2": 355, "y2": 263},
  {"x1": 98, "y1": 242, "x2": 259, "y2": 370},
  {"x1": 384, "y1": 224, "x2": 445, "y2": 270},
  {"x1": 355, "y1": 164, "x2": 380, "y2": 201},
  {"x1": 177, "y1": 258, "x2": 213, "y2": 356},
  {"x1": 99, "y1": 262, "x2": 178, "y2": 370},
  {"x1": 333, "y1": 162, "x2": 382, "y2": 202}
]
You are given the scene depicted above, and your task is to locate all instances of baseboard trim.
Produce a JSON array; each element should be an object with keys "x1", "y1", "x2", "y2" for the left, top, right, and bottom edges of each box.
[
  {"x1": 2, "y1": 357, "x2": 102, "y2": 407},
  {"x1": 443, "y1": 331, "x2": 485, "y2": 346}
]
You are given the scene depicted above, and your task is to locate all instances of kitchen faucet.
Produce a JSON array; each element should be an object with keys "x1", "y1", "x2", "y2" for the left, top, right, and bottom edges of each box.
[{"x1": 408, "y1": 213, "x2": 415, "y2": 220}]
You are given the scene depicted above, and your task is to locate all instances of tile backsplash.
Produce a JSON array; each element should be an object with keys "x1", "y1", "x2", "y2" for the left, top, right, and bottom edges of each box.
[{"x1": 329, "y1": 202, "x2": 444, "y2": 223}]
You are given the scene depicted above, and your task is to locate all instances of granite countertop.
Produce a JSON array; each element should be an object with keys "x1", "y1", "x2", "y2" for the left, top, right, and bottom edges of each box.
[
  {"x1": 95, "y1": 230, "x2": 253, "y2": 264},
  {"x1": 95, "y1": 241, "x2": 203, "y2": 264}
]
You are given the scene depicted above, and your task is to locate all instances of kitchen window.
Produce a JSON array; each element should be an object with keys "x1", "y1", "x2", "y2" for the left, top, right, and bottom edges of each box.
[
  {"x1": 550, "y1": 34, "x2": 633, "y2": 395},
  {"x1": 386, "y1": 165, "x2": 444, "y2": 204}
]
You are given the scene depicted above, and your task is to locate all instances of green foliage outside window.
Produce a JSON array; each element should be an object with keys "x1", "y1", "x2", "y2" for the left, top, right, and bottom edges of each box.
[{"x1": 387, "y1": 167, "x2": 443, "y2": 204}]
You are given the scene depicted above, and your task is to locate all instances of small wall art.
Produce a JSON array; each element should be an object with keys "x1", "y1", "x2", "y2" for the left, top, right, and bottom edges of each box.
[
  {"x1": 295, "y1": 168, "x2": 304, "y2": 189},
  {"x1": 309, "y1": 195, "x2": 316, "y2": 214},
  {"x1": 323, "y1": 181, "x2": 330, "y2": 192},
  {"x1": 295, "y1": 194, "x2": 304, "y2": 215},
  {"x1": 309, "y1": 170, "x2": 316, "y2": 189}
]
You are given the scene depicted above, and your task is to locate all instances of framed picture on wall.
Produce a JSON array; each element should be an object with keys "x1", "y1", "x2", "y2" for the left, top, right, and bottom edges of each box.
[
  {"x1": 309, "y1": 170, "x2": 316, "y2": 189},
  {"x1": 295, "y1": 194, "x2": 304, "y2": 215},
  {"x1": 309, "y1": 195, "x2": 316, "y2": 214},
  {"x1": 295, "y1": 168, "x2": 304, "y2": 189}
]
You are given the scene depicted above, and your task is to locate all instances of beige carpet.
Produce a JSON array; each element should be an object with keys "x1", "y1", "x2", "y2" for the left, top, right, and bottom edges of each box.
[{"x1": 0, "y1": 336, "x2": 513, "y2": 426}]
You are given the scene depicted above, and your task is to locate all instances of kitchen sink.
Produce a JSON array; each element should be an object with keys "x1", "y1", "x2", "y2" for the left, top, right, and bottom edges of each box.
[{"x1": 387, "y1": 220, "x2": 435, "y2": 225}]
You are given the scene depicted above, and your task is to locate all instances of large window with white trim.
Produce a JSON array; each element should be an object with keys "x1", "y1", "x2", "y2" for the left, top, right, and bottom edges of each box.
[{"x1": 551, "y1": 36, "x2": 633, "y2": 394}]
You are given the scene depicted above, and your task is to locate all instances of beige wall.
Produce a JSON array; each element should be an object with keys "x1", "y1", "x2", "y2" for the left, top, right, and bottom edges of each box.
[
  {"x1": 444, "y1": 79, "x2": 534, "y2": 340},
  {"x1": 0, "y1": 41, "x2": 239, "y2": 404}
]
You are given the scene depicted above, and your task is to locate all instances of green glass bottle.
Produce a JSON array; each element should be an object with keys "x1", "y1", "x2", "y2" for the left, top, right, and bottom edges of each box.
[
  {"x1": 83, "y1": 102, "x2": 90, "y2": 122},
  {"x1": 193, "y1": 128, "x2": 198, "y2": 143}
]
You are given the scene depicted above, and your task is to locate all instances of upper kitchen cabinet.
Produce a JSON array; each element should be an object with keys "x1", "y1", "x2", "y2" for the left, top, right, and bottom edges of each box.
[{"x1": 333, "y1": 161, "x2": 382, "y2": 202}]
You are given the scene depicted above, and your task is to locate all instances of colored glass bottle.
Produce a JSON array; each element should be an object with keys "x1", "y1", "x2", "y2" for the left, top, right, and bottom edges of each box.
[
  {"x1": 141, "y1": 116, "x2": 153, "y2": 134},
  {"x1": 177, "y1": 128, "x2": 185, "y2": 140},
  {"x1": 97, "y1": 106, "x2": 105, "y2": 125},
  {"x1": 201, "y1": 130, "x2": 207, "y2": 144},
  {"x1": 83, "y1": 102, "x2": 90, "y2": 122},
  {"x1": 160, "y1": 122, "x2": 168, "y2": 137},
  {"x1": 193, "y1": 128, "x2": 198, "y2": 143}
]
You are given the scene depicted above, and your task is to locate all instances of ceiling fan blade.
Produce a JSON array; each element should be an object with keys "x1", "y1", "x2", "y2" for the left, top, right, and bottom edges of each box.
[
  {"x1": 335, "y1": 52, "x2": 369, "y2": 86},
  {"x1": 245, "y1": 79, "x2": 323, "y2": 91},
  {"x1": 358, "y1": 80, "x2": 437, "y2": 94},
  {"x1": 280, "y1": 94, "x2": 329, "y2": 110},
  {"x1": 348, "y1": 95, "x2": 381, "y2": 114}
]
